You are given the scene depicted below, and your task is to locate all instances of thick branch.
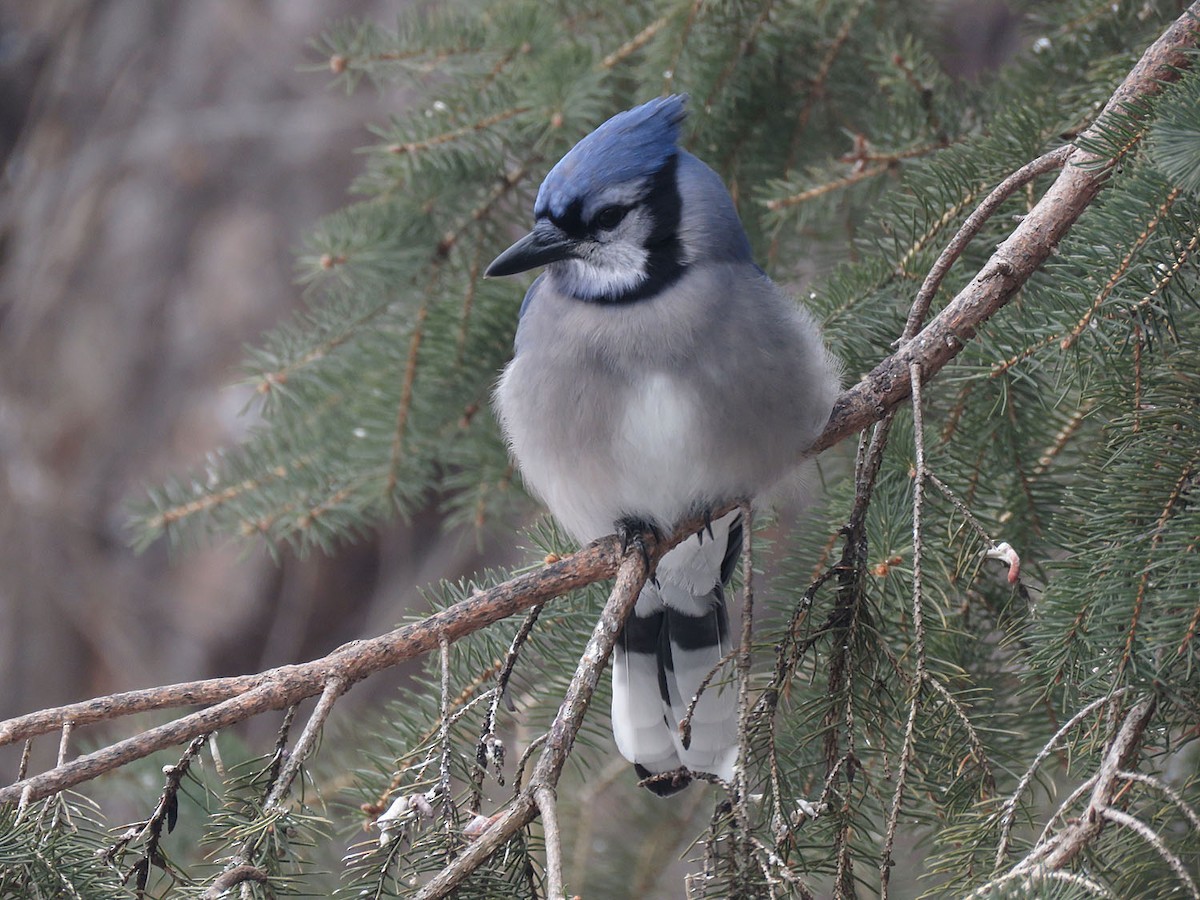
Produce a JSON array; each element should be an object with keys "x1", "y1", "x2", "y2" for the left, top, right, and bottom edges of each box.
[
  {"x1": 0, "y1": 510, "x2": 684, "y2": 806},
  {"x1": 0, "y1": 527, "x2": 642, "y2": 803}
]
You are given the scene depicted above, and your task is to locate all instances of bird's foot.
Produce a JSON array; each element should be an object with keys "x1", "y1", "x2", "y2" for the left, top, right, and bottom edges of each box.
[
  {"x1": 694, "y1": 506, "x2": 716, "y2": 545},
  {"x1": 615, "y1": 516, "x2": 661, "y2": 584}
]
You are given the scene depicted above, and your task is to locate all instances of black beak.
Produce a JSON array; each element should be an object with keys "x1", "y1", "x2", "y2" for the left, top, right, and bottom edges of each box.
[{"x1": 485, "y1": 220, "x2": 576, "y2": 277}]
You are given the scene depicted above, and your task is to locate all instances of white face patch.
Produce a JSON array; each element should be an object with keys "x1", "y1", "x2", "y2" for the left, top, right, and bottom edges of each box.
[{"x1": 552, "y1": 205, "x2": 657, "y2": 301}]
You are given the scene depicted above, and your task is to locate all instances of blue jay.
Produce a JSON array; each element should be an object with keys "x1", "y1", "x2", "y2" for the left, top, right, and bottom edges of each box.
[{"x1": 487, "y1": 95, "x2": 839, "y2": 795}]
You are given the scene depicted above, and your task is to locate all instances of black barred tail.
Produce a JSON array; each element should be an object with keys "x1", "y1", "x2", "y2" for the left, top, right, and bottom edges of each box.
[{"x1": 612, "y1": 590, "x2": 738, "y2": 796}]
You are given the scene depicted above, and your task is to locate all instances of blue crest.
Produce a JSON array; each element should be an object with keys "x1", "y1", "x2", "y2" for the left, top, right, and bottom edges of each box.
[{"x1": 534, "y1": 95, "x2": 688, "y2": 220}]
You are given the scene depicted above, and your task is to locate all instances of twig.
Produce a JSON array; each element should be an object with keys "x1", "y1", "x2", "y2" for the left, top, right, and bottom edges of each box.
[
  {"x1": 772, "y1": 0, "x2": 871, "y2": 204},
  {"x1": 995, "y1": 689, "x2": 1130, "y2": 866},
  {"x1": 511, "y1": 733, "x2": 549, "y2": 797},
  {"x1": 263, "y1": 706, "x2": 297, "y2": 796},
  {"x1": 103, "y1": 733, "x2": 209, "y2": 897},
  {"x1": 765, "y1": 164, "x2": 891, "y2": 211},
  {"x1": 908, "y1": 363, "x2": 929, "y2": 683},
  {"x1": 1118, "y1": 770, "x2": 1200, "y2": 832},
  {"x1": 1101, "y1": 807, "x2": 1200, "y2": 899},
  {"x1": 473, "y1": 603, "x2": 544, "y2": 807},
  {"x1": 16, "y1": 739, "x2": 31, "y2": 782},
  {"x1": 879, "y1": 694, "x2": 920, "y2": 900},
  {"x1": 28, "y1": 722, "x2": 75, "y2": 825},
  {"x1": 926, "y1": 473, "x2": 1005, "y2": 552},
  {"x1": 534, "y1": 784, "x2": 563, "y2": 899},
  {"x1": 367, "y1": 686, "x2": 495, "y2": 821},
  {"x1": 733, "y1": 502, "x2": 756, "y2": 890},
  {"x1": 1059, "y1": 185, "x2": 1183, "y2": 351},
  {"x1": 678, "y1": 645, "x2": 738, "y2": 749},
  {"x1": 879, "y1": 362, "x2": 930, "y2": 898},
  {"x1": 814, "y1": 84, "x2": 979, "y2": 852},
  {"x1": 264, "y1": 677, "x2": 346, "y2": 811},
  {"x1": 56, "y1": 721, "x2": 72, "y2": 767},
  {"x1": 437, "y1": 639, "x2": 456, "y2": 833},
  {"x1": 901, "y1": 145, "x2": 1072, "y2": 337},
  {"x1": 922, "y1": 676, "x2": 995, "y2": 796},
  {"x1": 600, "y1": 14, "x2": 669, "y2": 69},
  {"x1": 1033, "y1": 775, "x2": 1099, "y2": 851},
  {"x1": 755, "y1": 561, "x2": 837, "y2": 850},
  {"x1": 752, "y1": 838, "x2": 817, "y2": 900}
]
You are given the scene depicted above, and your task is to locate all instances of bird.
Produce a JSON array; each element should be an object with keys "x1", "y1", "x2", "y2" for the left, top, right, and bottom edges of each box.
[{"x1": 487, "y1": 95, "x2": 840, "y2": 795}]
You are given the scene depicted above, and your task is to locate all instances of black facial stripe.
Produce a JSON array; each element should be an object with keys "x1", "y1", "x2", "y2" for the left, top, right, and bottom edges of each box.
[
  {"x1": 643, "y1": 153, "x2": 682, "y2": 250},
  {"x1": 583, "y1": 153, "x2": 684, "y2": 305},
  {"x1": 550, "y1": 198, "x2": 587, "y2": 239}
]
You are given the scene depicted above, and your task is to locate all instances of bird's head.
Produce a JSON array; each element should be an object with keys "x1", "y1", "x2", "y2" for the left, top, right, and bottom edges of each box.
[{"x1": 486, "y1": 95, "x2": 749, "y2": 304}]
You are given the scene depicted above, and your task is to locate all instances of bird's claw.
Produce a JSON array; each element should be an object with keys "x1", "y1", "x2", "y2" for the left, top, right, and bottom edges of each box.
[
  {"x1": 694, "y1": 506, "x2": 716, "y2": 544},
  {"x1": 616, "y1": 516, "x2": 660, "y2": 583}
]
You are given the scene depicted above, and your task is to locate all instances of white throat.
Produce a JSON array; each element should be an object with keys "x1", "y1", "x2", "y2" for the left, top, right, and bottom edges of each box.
[{"x1": 552, "y1": 247, "x2": 649, "y2": 301}]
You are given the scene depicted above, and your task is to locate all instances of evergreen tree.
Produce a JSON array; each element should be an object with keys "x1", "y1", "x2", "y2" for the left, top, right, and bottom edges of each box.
[{"x1": 3, "y1": 2, "x2": 1199, "y2": 898}]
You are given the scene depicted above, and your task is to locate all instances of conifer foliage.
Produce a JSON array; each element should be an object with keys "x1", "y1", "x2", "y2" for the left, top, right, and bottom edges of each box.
[{"x1": 3, "y1": 2, "x2": 1200, "y2": 898}]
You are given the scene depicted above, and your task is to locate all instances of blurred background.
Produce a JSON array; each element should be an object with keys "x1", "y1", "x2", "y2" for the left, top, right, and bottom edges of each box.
[{"x1": 0, "y1": 0, "x2": 513, "y2": 748}]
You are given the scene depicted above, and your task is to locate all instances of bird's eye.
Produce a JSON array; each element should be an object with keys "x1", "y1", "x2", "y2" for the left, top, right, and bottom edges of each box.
[{"x1": 594, "y1": 205, "x2": 628, "y2": 230}]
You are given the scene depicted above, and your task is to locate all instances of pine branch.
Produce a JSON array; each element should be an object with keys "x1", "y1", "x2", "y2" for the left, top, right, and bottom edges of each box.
[
  {"x1": 977, "y1": 698, "x2": 1162, "y2": 897},
  {"x1": 809, "y1": 2, "x2": 1200, "y2": 456},
  {"x1": 0, "y1": 530, "x2": 637, "y2": 803}
]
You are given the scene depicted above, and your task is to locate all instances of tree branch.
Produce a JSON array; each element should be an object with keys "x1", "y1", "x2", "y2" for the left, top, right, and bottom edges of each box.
[
  {"x1": 808, "y1": 4, "x2": 1200, "y2": 455},
  {"x1": 413, "y1": 543, "x2": 652, "y2": 899},
  {"x1": 976, "y1": 698, "x2": 1161, "y2": 896},
  {"x1": 0, "y1": 529, "x2": 640, "y2": 802},
  {"x1": 533, "y1": 784, "x2": 564, "y2": 899}
]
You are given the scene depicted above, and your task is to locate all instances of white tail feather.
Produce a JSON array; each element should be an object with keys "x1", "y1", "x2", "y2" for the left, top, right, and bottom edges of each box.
[
  {"x1": 664, "y1": 610, "x2": 737, "y2": 778},
  {"x1": 611, "y1": 646, "x2": 677, "y2": 766},
  {"x1": 610, "y1": 604, "x2": 738, "y2": 785}
]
